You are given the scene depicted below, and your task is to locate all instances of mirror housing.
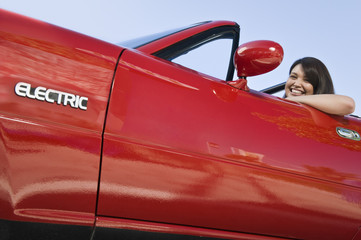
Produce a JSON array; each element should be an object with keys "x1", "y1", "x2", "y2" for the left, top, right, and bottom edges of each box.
[{"x1": 234, "y1": 40, "x2": 284, "y2": 78}]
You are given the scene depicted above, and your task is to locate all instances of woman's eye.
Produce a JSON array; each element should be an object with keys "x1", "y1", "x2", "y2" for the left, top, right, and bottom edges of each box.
[{"x1": 289, "y1": 75, "x2": 297, "y2": 79}]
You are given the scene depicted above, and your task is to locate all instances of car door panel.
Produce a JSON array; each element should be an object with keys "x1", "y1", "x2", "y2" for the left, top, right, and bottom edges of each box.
[{"x1": 99, "y1": 49, "x2": 361, "y2": 239}]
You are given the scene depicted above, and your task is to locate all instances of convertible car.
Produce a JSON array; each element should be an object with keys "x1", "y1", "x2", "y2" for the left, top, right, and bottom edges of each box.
[{"x1": 1, "y1": 9, "x2": 361, "y2": 240}]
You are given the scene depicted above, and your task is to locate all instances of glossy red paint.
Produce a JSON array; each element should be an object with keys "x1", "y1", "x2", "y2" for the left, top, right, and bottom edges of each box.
[
  {"x1": 227, "y1": 78, "x2": 250, "y2": 91},
  {"x1": 353, "y1": 228, "x2": 361, "y2": 240},
  {"x1": 0, "y1": 9, "x2": 122, "y2": 226},
  {"x1": 99, "y1": 48, "x2": 361, "y2": 239},
  {"x1": 1, "y1": 9, "x2": 361, "y2": 240},
  {"x1": 95, "y1": 216, "x2": 289, "y2": 240},
  {"x1": 234, "y1": 40, "x2": 284, "y2": 78}
]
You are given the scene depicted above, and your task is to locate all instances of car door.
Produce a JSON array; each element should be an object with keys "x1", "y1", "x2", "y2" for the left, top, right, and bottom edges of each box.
[{"x1": 96, "y1": 40, "x2": 361, "y2": 240}]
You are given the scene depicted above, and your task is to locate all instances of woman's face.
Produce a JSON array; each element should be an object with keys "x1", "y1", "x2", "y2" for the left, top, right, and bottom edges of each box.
[{"x1": 285, "y1": 64, "x2": 314, "y2": 97}]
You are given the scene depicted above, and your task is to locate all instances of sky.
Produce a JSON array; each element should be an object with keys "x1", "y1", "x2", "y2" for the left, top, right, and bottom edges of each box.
[{"x1": 2, "y1": 0, "x2": 361, "y2": 117}]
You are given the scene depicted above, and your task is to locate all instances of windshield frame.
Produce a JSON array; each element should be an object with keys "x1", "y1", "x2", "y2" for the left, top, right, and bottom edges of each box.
[{"x1": 117, "y1": 22, "x2": 210, "y2": 49}]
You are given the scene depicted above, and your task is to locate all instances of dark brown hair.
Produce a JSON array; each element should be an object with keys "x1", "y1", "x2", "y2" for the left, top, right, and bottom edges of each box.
[{"x1": 289, "y1": 57, "x2": 335, "y2": 94}]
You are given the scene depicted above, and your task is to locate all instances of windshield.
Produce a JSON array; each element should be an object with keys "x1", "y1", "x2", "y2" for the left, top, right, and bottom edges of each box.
[{"x1": 117, "y1": 21, "x2": 210, "y2": 49}]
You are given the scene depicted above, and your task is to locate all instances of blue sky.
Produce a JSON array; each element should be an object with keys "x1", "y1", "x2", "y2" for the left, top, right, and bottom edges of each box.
[{"x1": 2, "y1": 0, "x2": 361, "y2": 116}]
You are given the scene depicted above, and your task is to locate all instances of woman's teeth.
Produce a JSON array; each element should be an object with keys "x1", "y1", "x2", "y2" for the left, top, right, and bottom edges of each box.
[{"x1": 291, "y1": 89, "x2": 303, "y2": 94}]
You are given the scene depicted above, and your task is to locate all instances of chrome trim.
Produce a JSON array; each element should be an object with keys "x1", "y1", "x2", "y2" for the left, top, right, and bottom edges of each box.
[{"x1": 336, "y1": 127, "x2": 360, "y2": 141}]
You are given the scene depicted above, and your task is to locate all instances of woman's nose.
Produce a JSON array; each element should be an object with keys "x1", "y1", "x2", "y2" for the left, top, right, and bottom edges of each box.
[{"x1": 293, "y1": 78, "x2": 302, "y2": 86}]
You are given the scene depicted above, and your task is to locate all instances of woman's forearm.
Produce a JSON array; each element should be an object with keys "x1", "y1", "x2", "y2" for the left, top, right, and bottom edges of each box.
[{"x1": 286, "y1": 94, "x2": 355, "y2": 116}]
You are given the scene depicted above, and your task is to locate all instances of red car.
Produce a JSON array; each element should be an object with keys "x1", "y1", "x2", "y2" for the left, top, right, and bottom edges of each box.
[{"x1": 1, "y1": 9, "x2": 361, "y2": 240}]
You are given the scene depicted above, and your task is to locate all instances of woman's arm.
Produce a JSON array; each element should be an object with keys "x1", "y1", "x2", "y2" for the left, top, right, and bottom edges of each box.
[{"x1": 286, "y1": 94, "x2": 355, "y2": 116}]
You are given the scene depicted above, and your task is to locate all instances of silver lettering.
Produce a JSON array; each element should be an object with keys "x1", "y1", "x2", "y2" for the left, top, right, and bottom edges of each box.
[
  {"x1": 74, "y1": 95, "x2": 80, "y2": 108},
  {"x1": 26, "y1": 86, "x2": 36, "y2": 99},
  {"x1": 45, "y1": 89, "x2": 56, "y2": 103},
  {"x1": 35, "y1": 87, "x2": 46, "y2": 101},
  {"x1": 15, "y1": 82, "x2": 88, "y2": 111},
  {"x1": 79, "y1": 97, "x2": 88, "y2": 110},
  {"x1": 53, "y1": 90, "x2": 63, "y2": 105},
  {"x1": 63, "y1": 93, "x2": 76, "y2": 108},
  {"x1": 15, "y1": 82, "x2": 29, "y2": 97}
]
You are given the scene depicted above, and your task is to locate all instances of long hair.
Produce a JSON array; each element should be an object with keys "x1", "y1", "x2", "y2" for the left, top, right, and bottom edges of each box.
[{"x1": 289, "y1": 57, "x2": 335, "y2": 94}]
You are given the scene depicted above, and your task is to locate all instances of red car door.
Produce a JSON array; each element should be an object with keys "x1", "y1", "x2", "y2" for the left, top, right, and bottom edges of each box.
[{"x1": 97, "y1": 48, "x2": 361, "y2": 239}]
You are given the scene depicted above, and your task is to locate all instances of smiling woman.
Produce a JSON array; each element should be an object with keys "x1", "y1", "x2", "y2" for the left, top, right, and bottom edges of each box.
[{"x1": 285, "y1": 57, "x2": 355, "y2": 116}]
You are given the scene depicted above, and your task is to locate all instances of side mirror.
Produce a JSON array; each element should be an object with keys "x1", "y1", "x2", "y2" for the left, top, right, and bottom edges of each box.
[{"x1": 234, "y1": 40, "x2": 284, "y2": 78}]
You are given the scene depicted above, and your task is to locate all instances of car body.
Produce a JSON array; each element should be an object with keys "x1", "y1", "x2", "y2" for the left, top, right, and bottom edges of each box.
[{"x1": 1, "y1": 9, "x2": 361, "y2": 240}]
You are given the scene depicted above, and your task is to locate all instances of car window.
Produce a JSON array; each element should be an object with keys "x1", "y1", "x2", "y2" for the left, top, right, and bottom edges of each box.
[
  {"x1": 152, "y1": 26, "x2": 240, "y2": 81},
  {"x1": 171, "y1": 38, "x2": 235, "y2": 80}
]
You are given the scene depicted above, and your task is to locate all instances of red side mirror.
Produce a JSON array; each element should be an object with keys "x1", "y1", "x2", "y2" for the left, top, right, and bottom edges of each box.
[{"x1": 234, "y1": 40, "x2": 284, "y2": 78}]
